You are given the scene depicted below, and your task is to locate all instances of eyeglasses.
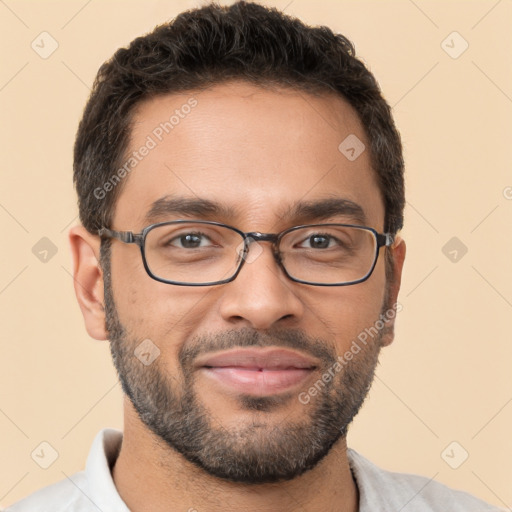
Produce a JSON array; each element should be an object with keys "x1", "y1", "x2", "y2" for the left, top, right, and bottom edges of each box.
[{"x1": 98, "y1": 220, "x2": 394, "y2": 287}]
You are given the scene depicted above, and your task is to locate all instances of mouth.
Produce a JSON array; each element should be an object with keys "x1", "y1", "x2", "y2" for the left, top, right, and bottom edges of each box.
[{"x1": 195, "y1": 348, "x2": 318, "y2": 396}]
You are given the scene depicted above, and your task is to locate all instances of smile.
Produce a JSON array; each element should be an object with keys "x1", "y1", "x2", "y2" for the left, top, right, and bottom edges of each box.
[{"x1": 196, "y1": 348, "x2": 318, "y2": 396}]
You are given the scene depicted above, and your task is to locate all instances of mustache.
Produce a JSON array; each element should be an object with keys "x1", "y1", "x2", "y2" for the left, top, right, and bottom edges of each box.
[{"x1": 179, "y1": 328, "x2": 337, "y2": 370}]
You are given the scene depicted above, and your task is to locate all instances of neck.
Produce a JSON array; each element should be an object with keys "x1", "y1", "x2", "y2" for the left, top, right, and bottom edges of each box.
[{"x1": 112, "y1": 399, "x2": 358, "y2": 512}]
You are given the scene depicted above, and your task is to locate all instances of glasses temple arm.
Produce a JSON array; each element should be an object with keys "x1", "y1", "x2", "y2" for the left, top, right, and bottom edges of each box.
[
  {"x1": 376, "y1": 233, "x2": 396, "y2": 248},
  {"x1": 98, "y1": 228, "x2": 138, "y2": 244}
]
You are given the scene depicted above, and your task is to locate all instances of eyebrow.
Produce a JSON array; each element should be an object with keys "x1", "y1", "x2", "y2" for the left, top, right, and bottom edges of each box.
[
  {"x1": 143, "y1": 196, "x2": 236, "y2": 224},
  {"x1": 143, "y1": 196, "x2": 368, "y2": 227},
  {"x1": 283, "y1": 198, "x2": 368, "y2": 226}
]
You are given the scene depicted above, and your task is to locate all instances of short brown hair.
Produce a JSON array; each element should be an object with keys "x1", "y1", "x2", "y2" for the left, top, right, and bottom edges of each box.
[{"x1": 74, "y1": 1, "x2": 404, "y2": 236}]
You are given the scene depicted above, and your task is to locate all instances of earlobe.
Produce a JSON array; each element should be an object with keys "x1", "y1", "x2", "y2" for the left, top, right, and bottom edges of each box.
[
  {"x1": 380, "y1": 237, "x2": 406, "y2": 347},
  {"x1": 68, "y1": 225, "x2": 108, "y2": 341}
]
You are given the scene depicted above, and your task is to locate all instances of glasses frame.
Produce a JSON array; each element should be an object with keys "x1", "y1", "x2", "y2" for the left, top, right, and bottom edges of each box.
[{"x1": 98, "y1": 220, "x2": 395, "y2": 287}]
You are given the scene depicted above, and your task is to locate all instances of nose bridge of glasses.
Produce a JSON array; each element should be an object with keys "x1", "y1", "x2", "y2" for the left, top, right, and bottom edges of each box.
[
  {"x1": 238, "y1": 232, "x2": 281, "y2": 266},
  {"x1": 244, "y1": 232, "x2": 279, "y2": 244},
  {"x1": 243, "y1": 232, "x2": 280, "y2": 255}
]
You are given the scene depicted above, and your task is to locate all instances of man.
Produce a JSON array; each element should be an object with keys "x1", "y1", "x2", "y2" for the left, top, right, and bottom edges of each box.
[{"x1": 7, "y1": 2, "x2": 503, "y2": 511}]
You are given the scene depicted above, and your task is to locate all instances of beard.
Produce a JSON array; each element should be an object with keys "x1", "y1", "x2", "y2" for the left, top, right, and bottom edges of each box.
[{"x1": 102, "y1": 245, "x2": 389, "y2": 484}]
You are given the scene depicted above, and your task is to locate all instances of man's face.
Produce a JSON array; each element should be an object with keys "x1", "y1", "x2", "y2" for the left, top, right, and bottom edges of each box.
[{"x1": 104, "y1": 81, "x2": 400, "y2": 483}]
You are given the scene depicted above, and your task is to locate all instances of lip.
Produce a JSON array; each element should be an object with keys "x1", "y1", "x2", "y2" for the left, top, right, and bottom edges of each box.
[{"x1": 196, "y1": 348, "x2": 318, "y2": 396}]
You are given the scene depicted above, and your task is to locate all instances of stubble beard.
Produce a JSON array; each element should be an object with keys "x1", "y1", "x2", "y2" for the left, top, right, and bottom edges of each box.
[{"x1": 101, "y1": 245, "x2": 388, "y2": 484}]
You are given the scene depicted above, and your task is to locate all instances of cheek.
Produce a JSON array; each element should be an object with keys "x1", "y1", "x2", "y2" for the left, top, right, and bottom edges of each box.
[
  {"x1": 349, "y1": 264, "x2": 389, "y2": 343},
  {"x1": 111, "y1": 246, "x2": 215, "y2": 350},
  {"x1": 304, "y1": 263, "x2": 387, "y2": 350}
]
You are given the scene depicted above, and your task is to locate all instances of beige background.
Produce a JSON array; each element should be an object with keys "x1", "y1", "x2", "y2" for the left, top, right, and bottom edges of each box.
[{"x1": 1, "y1": 0, "x2": 511, "y2": 508}]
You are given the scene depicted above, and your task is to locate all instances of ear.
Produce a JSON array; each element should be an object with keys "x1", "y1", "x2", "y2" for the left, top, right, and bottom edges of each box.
[
  {"x1": 68, "y1": 225, "x2": 108, "y2": 341},
  {"x1": 380, "y1": 236, "x2": 406, "y2": 347}
]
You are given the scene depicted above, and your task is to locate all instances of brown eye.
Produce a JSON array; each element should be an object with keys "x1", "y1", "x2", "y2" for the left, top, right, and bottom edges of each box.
[{"x1": 169, "y1": 232, "x2": 211, "y2": 248}]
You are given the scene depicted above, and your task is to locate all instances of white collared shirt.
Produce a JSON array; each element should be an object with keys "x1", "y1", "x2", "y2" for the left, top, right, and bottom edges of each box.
[{"x1": 6, "y1": 428, "x2": 504, "y2": 511}]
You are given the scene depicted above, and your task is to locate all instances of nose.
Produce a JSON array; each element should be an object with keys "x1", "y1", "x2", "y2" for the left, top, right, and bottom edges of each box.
[{"x1": 218, "y1": 240, "x2": 305, "y2": 330}]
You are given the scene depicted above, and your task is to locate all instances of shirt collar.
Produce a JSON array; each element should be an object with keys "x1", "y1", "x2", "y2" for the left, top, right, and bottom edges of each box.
[{"x1": 84, "y1": 428, "x2": 130, "y2": 511}]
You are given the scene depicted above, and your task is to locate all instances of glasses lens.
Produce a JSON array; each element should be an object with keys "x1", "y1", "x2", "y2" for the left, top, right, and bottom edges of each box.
[
  {"x1": 144, "y1": 222, "x2": 244, "y2": 284},
  {"x1": 280, "y1": 225, "x2": 378, "y2": 285}
]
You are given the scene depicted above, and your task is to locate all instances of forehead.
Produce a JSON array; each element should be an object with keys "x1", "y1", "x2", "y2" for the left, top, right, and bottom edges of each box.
[{"x1": 113, "y1": 81, "x2": 384, "y2": 230}]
